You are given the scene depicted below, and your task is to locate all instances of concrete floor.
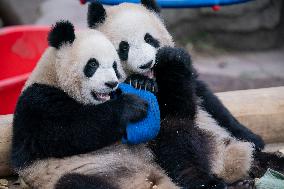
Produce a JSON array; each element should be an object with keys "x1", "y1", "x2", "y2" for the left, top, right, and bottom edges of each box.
[{"x1": 194, "y1": 48, "x2": 284, "y2": 92}]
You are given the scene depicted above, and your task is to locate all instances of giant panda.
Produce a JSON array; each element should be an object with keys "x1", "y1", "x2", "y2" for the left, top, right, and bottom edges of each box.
[
  {"x1": 11, "y1": 20, "x2": 179, "y2": 189},
  {"x1": 87, "y1": 1, "x2": 284, "y2": 188}
]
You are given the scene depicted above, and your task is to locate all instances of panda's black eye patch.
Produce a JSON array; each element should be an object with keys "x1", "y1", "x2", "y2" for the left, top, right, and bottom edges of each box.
[
  {"x1": 144, "y1": 33, "x2": 160, "y2": 48},
  {"x1": 118, "y1": 41, "x2": 129, "y2": 61},
  {"x1": 113, "y1": 61, "x2": 121, "y2": 79},
  {"x1": 84, "y1": 58, "x2": 99, "y2": 78}
]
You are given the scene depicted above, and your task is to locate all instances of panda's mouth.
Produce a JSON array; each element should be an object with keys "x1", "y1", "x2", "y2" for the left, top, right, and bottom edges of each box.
[
  {"x1": 143, "y1": 68, "x2": 154, "y2": 79},
  {"x1": 91, "y1": 91, "x2": 111, "y2": 102}
]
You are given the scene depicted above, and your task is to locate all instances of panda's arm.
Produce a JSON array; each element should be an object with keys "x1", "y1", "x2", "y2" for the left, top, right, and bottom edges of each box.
[
  {"x1": 154, "y1": 47, "x2": 264, "y2": 151},
  {"x1": 195, "y1": 80, "x2": 265, "y2": 151},
  {"x1": 154, "y1": 47, "x2": 197, "y2": 119},
  {"x1": 11, "y1": 83, "x2": 132, "y2": 168}
]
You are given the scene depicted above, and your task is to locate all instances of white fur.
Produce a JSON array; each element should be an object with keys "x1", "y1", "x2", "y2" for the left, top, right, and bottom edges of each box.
[
  {"x1": 19, "y1": 144, "x2": 179, "y2": 189},
  {"x1": 26, "y1": 30, "x2": 125, "y2": 105},
  {"x1": 128, "y1": 42, "x2": 156, "y2": 74},
  {"x1": 196, "y1": 103, "x2": 254, "y2": 183},
  {"x1": 97, "y1": 3, "x2": 174, "y2": 75},
  {"x1": 24, "y1": 48, "x2": 58, "y2": 89}
]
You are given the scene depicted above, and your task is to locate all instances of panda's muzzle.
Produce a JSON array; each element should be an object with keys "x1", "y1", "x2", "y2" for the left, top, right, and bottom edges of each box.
[
  {"x1": 105, "y1": 81, "x2": 118, "y2": 89},
  {"x1": 139, "y1": 60, "x2": 153, "y2": 70}
]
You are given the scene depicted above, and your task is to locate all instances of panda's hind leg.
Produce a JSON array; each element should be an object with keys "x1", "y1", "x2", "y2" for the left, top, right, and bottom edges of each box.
[
  {"x1": 217, "y1": 141, "x2": 254, "y2": 183},
  {"x1": 55, "y1": 173, "x2": 118, "y2": 189}
]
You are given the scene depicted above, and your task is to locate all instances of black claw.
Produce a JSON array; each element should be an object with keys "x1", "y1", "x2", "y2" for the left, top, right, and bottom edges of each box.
[{"x1": 125, "y1": 74, "x2": 158, "y2": 94}]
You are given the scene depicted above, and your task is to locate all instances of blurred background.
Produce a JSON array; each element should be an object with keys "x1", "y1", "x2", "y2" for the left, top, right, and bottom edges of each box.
[{"x1": 0, "y1": 0, "x2": 284, "y2": 92}]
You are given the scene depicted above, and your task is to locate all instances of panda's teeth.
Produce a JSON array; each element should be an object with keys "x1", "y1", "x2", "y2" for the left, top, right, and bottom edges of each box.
[
  {"x1": 144, "y1": 70, "x2": 154, "y2": 79},
  {"x1": 97, "y1": 93, "x2": 110, "y2": 101}
]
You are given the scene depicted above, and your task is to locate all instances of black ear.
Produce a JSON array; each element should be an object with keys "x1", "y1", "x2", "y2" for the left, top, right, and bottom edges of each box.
[
  {"x1": 48, "y1": 20, "x2": 75, "y2": 49},
  {"x1": 141, "y1": 0, "x2": 160, "y2": 13},
  {"x1": 87, "y1": 2, "x2": 106, "y2": 28}
]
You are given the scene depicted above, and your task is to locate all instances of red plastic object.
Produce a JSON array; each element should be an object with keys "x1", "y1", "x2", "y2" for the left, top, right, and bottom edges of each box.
[
  {"x1": 0, "y1": 25, "x2": 50, "y2": 115},
  {"x1": 212, "y1": 5, "x2": 221, "y2": 11}
]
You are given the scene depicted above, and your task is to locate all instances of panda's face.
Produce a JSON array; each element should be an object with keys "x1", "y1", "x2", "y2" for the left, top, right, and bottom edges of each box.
[
  {"x1": 55, "y1": 30, "x2": 124, "y2": 105},
  {"x1": 82, "y1": 58, "x2": 120, "y2": 103},
  {"x1": 117, "y1": 32, "x2": 159, "y2": 78},
  {"x1": 97, "y1": 4, "x2": 174, "y2": 78}
]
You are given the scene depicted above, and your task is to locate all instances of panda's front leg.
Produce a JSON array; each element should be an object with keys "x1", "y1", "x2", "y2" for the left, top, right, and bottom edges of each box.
[
  {"x1": 126, "y1": 47, "x2": 197, "y2": 120},
  {"x1": 153, "y1": 47, "x2": 197, "y2": 119}
]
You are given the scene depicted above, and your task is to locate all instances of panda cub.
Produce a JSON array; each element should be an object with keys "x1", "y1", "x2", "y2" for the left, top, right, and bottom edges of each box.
[
  {"x1": 87, "y1": 1, "x2": 284, "y2": 188},
  {"x1": 11, "y1": 20, "x2": 178, "y2": 189}
]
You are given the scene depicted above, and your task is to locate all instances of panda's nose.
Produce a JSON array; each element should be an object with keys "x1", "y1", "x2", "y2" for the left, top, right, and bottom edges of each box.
[
  {"x1": 139, "y1": 60, "x2": 153, "y2": 69},
  {"x1": 105, "y1": 81, "x2": 118, "y2": 89}
]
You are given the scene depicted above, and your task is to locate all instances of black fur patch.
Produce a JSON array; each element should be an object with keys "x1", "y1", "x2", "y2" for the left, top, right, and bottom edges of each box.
[
  {"x1": 154, "y1": 47, "x2": 196, "y2": 119},
  {"x1": 250, "y1": 151, "x2": 284, "y2": 178},
  {"x1": 149, "y1": 118, "x2": 226, "y2": 189},
  {"x1": 141, "y1": 0, "x2": 160, "y2": 13},
  {"x1": 11, "y1": 84, "x2": 148, "y2": 169},
  {"x1": 84, "y1": 58, "x2": 99, "y2": 78},
  {"x1": 56, "y1": 173, "x2": 118, "y2": 189},
  {"x1": 113, "y1": 61, "x2": 121, "y2": 79},
  {"x1": 48, "y1": 20, "x2": 75, "y2": 49},
  {"x1": 88, "y1": 2, "x2": 106, "y2": 28},
  {"x1": 118, "y1": 41, "x2": 129, "y2": 61},
  {"x1": 195, "y1": 79, "x2": 265, "y2": 151},
  {"x1": 144, "y1": 33, "x2": 160, "y2": 48}
]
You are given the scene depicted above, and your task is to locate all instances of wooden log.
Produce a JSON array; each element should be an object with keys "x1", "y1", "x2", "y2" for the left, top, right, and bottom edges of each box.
[
  {"x1": 0, "y1": 86, "x2": 283, "y2": 176},
  {"x1": 216, "y1": 86, "x2": 284, "y2": 143}
]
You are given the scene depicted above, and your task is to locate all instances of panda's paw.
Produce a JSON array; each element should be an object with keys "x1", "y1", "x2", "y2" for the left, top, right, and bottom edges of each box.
[
  {"x1": 228, "y1": 179, "x2": 255, "y2": 189},
  {"x1": 120, "y1": 94, "x2": 149, "y2": 123},
  {"x1": 154, "y1": 47, "x2": 193, "y2": 77},
  {"x1": 125, "y1": 74, "x2": 158, "y2": 94}
]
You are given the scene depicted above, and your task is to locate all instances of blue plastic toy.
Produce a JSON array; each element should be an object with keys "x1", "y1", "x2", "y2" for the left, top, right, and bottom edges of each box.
[
  {"x1": 118, "y1": 83, "x2": 160, "y2": 144},
  {"x1": 80, "y1": 0, "x2": 253, "y2": 8}
]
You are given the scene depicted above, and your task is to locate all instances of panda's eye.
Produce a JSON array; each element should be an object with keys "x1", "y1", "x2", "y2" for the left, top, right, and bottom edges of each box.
[
  {"x1": 144, "y1": 33, "x2": 160, "y2": 48},
  {"x1": 90, "y1": 61, "x2": 98, "y2": 68},
  {"x1": 118, "y1": 41, "x2": 129, "y2": 61},
  {"x1": 121, "y1": 43, "x2": 129, "y2": 51},
  {"x1": 84, "y1": 58, "x2": 99, "y2": 78},
  {"x1": 113, "y1": 61, "x2": 121, "y2": 79}
]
